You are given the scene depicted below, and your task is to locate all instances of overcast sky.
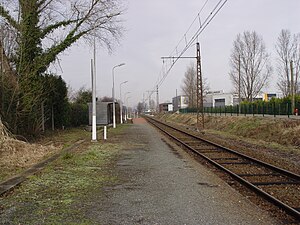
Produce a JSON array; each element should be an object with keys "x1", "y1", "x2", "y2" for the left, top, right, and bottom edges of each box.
[{"x1": 57, "y1": 0, "x2": 300, "y2": 107}]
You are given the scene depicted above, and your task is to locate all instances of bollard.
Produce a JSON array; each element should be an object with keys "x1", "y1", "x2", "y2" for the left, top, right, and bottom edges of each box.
[{"x1": 104, "y1": 126, "x2": 107, "y2": 140}]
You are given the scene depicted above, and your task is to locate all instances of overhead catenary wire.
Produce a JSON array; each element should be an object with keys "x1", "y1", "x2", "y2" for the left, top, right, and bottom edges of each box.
[
  {"x1": 169, "y1": 0, "x2": 210, "y2": 57},
  {"x1": 149, "y1": 0, "x2": 228, "y2": 97}
]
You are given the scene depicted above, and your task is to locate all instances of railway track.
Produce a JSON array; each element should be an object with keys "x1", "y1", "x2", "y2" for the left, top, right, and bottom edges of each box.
[{"x1": 145, "y1": 116, "x2": 300, "y2": 221}]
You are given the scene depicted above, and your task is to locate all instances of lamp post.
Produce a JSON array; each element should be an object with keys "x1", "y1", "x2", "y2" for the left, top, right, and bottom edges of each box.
[
  {"x1": 126, "y1": 96, "x2": 131, "y2": 119},
  {"x1": 124, "y1": 92, "x2": 130, "y2": 122},
  {"x1": 120, "y1": 80, "x2": 128, "y2": 124},
  {"x1": 112, "y1": 63, "x2": 125, "y2": 128}
]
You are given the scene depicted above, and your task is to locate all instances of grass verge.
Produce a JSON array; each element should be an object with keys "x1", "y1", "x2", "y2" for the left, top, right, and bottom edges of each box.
[
  {"x1": 0, "y1": 128, "x2": 90, "y2": 182},
  {"x1": 0, "y1": 140, "x2": 122, "y2": 224}
]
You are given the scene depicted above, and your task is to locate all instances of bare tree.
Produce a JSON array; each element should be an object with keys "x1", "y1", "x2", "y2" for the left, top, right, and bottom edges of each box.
[
  {"x1": 181, "y1": 63, "x2": 196, "y2": 107},
  {"x1": 275, "y1": 29, "x2": 300, "y2": 96},
  {"x1": 101, "y1": 96, "x2": 113, "y2": 102},
  {"x1": 229, "y1": 31, "x2": 272, "y2": 101},
  {"x1": 137, "y1": 102, "x2": 144, "y2": 114},
  {"x1": 181, "y1": 62, "x2": 209, "y2": 108},
  {"x1": 149, "y1": 99, "x2": 156, "y2": 112}
]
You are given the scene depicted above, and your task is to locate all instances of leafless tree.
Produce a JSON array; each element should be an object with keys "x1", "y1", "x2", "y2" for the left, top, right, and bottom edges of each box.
[
  {"x1": 275, "y1": 29, "x2": 300, "y2": 96},
  {"x1": 229, "y1": 31, "x2": 272, "y2": 101},
  {"x1": 149, "y1": 99, "x2": 156, "y2": 112},
  {"x1": 181, "y1": 62, "x2": 209, "y2": 108},
  {"x1": 101, "y1": 96, "x2": 113, "y2": 102},
  {"x1": 137, "y1": 102, "x2": 144, "y2": 114}
]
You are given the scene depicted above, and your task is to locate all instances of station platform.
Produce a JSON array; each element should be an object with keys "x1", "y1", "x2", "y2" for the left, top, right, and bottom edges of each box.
[{"x1": 91, "y1": 118, "x2": 279, "y2": 224}]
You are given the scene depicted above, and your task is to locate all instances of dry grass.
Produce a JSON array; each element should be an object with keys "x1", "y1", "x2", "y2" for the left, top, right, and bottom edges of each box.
[
  {"x1": 158, "y1": 113, "x2": 300, "y2": 148},
  {"x1": 0, "y1": 119, "x2": 59, "y2": 181}
]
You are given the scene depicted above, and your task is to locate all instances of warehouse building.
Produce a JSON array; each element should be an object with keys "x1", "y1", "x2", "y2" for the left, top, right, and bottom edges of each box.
[
  {"x1": 172, "y1": 95, "x2": 189, "y2": 111},
  {"x1": 204, "y1": 90, "x2": 278, "y2": 107},
  {"x1": 204, "y1": 90, "x2": 239, "y2": 107}
]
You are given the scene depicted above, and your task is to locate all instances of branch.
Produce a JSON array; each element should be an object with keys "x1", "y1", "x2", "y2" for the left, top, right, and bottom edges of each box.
[
  {"x1": 40, "y1": 19, "x2": 78, "y2": 39},
  {"x1": 0, "y1": 4, "x2": 20, "y2": 31},
  {"x1": 36, "y1": 28, "x2": 90, "y2": 73},
  {"x1": 37, "y1": 0, "x2": 54, "y2": 13}
]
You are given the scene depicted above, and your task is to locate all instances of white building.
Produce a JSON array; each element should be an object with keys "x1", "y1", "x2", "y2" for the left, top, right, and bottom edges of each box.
[
  {"x1": 204, "y1": 90, "x2": 279, "y2": 107},
  {"x1": 204, "y1": 90, "x2": 239, "y2": 107},
  {"x1": 172, "y1": 95, "x2": 189, "y2": 111},
  {"x1": 159, "y1": 103, "x2": 173, "y2": 112}
]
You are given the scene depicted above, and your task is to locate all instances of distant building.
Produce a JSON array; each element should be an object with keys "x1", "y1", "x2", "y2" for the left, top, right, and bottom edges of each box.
[
  {"x1": 204, "y1": 91, "x2": 279, "y2": 107},
  {"x1": 172, "y1": 95, "x2": 189, "y2": 111},
  {"x1": 204, "y1": 90, "x2": 238, "y2": 107},
  {"x1": 263, "y1": 93, "x2": 277, "y2": 101},
  {"x1": 159, "y1": 103, "x2": 173, "y2": 113}
]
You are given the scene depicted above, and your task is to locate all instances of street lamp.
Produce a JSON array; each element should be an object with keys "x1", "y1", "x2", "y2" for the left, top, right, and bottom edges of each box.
[
  {"x1": 112, "y1": 63, "x2": 125, "y2": 128},
  {"x1": 120, "y1": 80, "x2": 128, "y2": 124},
  {"x1": 124, "y1": 92, "x2": 131, "y2": 122},
  {"x1": 126, "y1": 96, "x2": 131, "y2": 119}
]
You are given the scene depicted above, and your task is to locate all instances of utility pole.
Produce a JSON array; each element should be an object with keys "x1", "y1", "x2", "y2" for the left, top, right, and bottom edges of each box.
[
  {"x1": 91, "y1": 58, "x2": 97, "y2": 141},
  {"x1": 196, "y1": 42, "x2": 204, "y2": 129},
  {"x1": 156, "y1": 85, "x2": 159, "y2": 113},
  {"x1": 238, "y1": 55, "x2": 241, "y2": 114},
  {"x1": 112, "y1": 63, "x2": 125, "y2": 128},
  {"x1": 291, "y1": 60, "x2": 295, "y2": 115},
  {"x1": 147, "y1": 90, "x2": 151, "y2": 112},
  {"x1": 91, "y1": 27, "x2": 97, "y2": 141},
  {"x1": 161, "y1": 51, "x2": 198, "y2": 118}
]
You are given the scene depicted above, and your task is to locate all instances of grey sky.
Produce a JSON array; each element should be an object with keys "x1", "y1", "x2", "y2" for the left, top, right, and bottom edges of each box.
[{"x1": 57, "y1": 0, "x2": 300, "y2": 107}]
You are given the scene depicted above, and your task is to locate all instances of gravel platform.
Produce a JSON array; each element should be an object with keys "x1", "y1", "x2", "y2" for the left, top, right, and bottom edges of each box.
[{"x1": 88, "y1": 118, "x2": 280, "y2": 225}]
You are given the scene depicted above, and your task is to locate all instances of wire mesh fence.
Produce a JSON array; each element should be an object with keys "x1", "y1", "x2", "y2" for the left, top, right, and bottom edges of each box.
[{"x1": 179, "y1": 100, "x2": 300, "y2": 118}]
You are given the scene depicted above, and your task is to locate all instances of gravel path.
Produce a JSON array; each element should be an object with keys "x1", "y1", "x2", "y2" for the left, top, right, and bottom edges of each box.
[{"x1": 87, "y1": 118, "x2": 280, "y2": 225}]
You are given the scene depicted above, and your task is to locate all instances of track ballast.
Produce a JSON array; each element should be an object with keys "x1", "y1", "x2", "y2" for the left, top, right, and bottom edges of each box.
[{"x1": 146, "y1": 116, "x2": 300, "y2": 221}]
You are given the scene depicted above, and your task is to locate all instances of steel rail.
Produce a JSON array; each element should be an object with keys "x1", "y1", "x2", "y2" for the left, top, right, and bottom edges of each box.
[
  {"x1": 149, "y1": 117, "x2": 300, "y2": 180},
  {"x1": 146, "y1": 117, "x2": 300, "y2": 220}
]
